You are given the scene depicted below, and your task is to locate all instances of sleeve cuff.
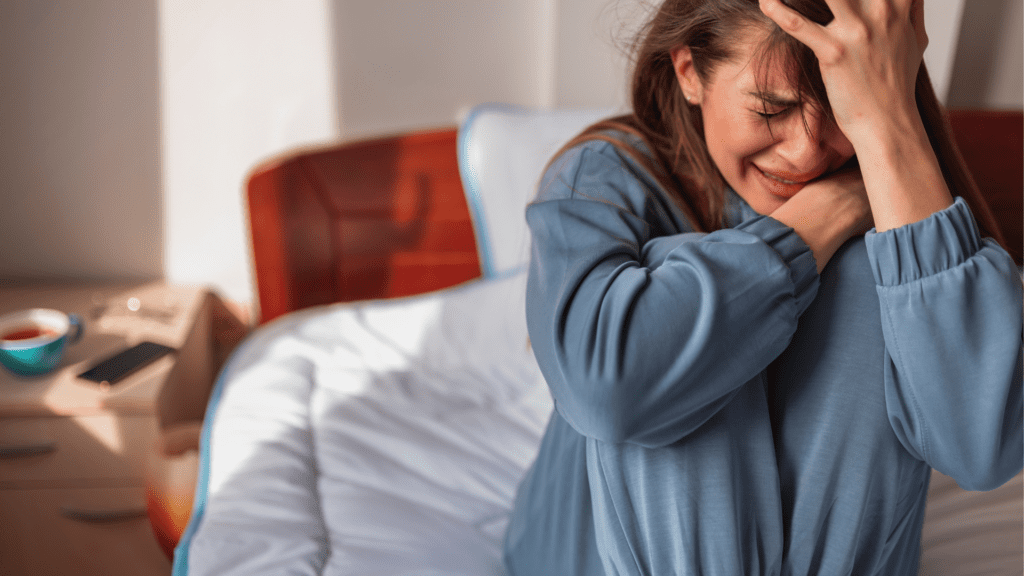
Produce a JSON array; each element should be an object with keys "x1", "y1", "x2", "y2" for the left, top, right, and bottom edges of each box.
[
  {"x1": 736, "y1": 215, "x2": 820, "y2": 314},
  {"x1": 865, "y1": 197, "x2": 983, "y2": 286}
]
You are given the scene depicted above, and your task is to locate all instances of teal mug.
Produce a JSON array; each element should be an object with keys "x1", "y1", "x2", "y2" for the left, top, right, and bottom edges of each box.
[{"x1": 0, "y1": 309, "x2": 84, "y2": 376}]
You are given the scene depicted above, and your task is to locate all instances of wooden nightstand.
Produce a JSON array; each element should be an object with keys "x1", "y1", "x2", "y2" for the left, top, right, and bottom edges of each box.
[{"x1": 0, "y1": 280, "x2": 247, "y2": 576}]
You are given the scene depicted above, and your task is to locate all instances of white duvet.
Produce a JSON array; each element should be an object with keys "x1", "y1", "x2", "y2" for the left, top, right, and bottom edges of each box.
[{"x1": 181, "y1": 271, "x2": 551, "y2": 575}]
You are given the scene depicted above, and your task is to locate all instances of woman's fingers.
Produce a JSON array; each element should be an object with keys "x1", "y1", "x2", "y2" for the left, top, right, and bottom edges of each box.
[
  {"x1": 759, "y1": 0, "x2": 926, "y2": 141},
  {"x1": 758, "y1": 0, "x2": 832, "y2": 55},
  {"x1": 820, "y1": 0, "x2": 858, "y2": 22}
]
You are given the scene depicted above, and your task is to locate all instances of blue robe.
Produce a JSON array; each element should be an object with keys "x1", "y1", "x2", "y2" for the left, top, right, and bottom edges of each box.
[{"x1": 504, "y1": 136, "x2": 1023, "y2": 575}]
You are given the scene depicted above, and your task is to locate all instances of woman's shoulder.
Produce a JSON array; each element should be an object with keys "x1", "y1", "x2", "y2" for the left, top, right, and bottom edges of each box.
[
  {"x1": 546, "y1": 127, "x2": 654, "y2": 170},
  {"x1": 536, "y1": 129, "x2": 666, "y2": 206}
]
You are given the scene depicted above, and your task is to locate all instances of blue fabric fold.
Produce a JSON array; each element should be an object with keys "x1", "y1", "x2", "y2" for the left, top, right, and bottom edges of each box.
[
  {"x1": 736, "y1": 215, "x2": 820, "y2": 315},
  {"x1": 865, "y1": 197, "x2": 984, "y2": 286}
]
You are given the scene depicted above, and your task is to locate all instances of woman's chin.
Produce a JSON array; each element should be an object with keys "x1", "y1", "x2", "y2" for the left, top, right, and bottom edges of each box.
[{"x1": 733, "y1": 185, "x2": 788, "y2": 216}]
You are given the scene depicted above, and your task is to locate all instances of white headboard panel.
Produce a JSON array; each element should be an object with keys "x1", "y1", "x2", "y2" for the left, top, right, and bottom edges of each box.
[{"x1": 457, "y1": 104, "x2": 616, "y2": 279}]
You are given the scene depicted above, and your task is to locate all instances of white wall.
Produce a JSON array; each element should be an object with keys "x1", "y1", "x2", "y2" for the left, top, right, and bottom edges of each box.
[
  {"x1": 332, "y1": 0, "x2": 552, "y2": 139},
  {"x1": 551, "y1": 0, "x2": 646, "y2": 109},
  {"x1": 1, "y1": 0, "x2": 1020, "y2": 316},
  {"x1": 159, "y1": 0, "x2": 339, "y2": 308}
]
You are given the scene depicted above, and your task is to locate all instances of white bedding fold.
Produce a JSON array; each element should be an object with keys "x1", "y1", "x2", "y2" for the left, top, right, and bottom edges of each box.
[{"x1": 185, "y1": 272, "x2": 553, "y2": 576}]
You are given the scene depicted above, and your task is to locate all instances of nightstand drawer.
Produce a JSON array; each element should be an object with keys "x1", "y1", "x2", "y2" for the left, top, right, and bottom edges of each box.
[
  {"x1": 0, "y1": 415, "x2": 158, "y2": 486},
  {"x1": 0, "y1": 485, "x2": 169, "y2": 576}
]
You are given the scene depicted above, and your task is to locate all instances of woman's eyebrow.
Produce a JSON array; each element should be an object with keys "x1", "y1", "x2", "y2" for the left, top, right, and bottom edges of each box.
[{"x1": 747, "y1": 91, "x2": 800, "y2": 108}]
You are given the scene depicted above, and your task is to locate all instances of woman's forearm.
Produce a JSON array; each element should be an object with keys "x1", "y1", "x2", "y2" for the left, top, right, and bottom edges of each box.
[{"x1": 852, "y1": 110, "x2": 954, "y2": 232}]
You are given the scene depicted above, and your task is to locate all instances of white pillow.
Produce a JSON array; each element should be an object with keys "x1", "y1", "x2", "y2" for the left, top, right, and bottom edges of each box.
[{"x1": 457, "y1": 104, "x2": 617, "y2": 279}]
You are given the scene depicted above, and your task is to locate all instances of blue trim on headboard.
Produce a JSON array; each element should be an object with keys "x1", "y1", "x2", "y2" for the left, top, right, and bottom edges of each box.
[{"x1": 457, "y1": 105, "x2": 496, "y2": 279}]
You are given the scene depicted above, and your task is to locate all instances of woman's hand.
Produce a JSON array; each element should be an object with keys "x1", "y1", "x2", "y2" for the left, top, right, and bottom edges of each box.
[
  {"x1": 759, "y1": 0, "x2": 952, "y2": 232},
  {"x1": 758, "y1": 0, "x2": 927, "y2": 144},
  {"x1": 771, "y1": 166, "x2": 873, "y2": 273}
]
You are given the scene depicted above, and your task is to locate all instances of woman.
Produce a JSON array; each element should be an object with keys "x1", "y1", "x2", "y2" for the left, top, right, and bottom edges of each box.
[{"x1": 503, "y1": 0, "x2": 1023, "y2": 574}]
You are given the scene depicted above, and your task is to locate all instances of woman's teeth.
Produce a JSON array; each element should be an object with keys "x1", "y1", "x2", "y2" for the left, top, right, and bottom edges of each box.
[{"x1": 763, "y1": 171, "x2": 799, "y2": 185}]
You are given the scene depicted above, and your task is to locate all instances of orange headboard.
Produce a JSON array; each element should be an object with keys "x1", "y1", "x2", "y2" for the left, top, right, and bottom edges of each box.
[
  {"x1": 246, "y1": 110, "x2": 1021, "y2": 325},
  {"x1": 246, "y1": 128, "x2": 481, "y2": 324}
]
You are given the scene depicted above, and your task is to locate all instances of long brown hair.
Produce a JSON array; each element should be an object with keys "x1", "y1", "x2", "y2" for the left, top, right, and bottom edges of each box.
[{"x1": 555, "y1": 0, "x2": 1008, "y2": 248}]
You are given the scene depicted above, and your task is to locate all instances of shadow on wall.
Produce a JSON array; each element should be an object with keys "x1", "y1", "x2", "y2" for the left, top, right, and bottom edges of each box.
[
  {"x1": 947, "y1": 0, "x2": 1024, "y2": 108},
  {"x1": 0, "y1": 1, "x2": 164, "y2": 282}
]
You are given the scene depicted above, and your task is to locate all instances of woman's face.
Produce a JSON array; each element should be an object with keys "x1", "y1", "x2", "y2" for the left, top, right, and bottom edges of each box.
[{"x1": 672, "y1": 27, "x2": 855, "y2": 215}]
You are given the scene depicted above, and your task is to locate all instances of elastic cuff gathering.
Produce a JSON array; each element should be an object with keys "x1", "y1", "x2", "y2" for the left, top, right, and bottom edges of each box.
[
  {"x1": 736, "y1": 215, "x2": 820, "y2": 314},
  {"x1": 865, "y1": 197, "x2": 983, "y2": 286}
]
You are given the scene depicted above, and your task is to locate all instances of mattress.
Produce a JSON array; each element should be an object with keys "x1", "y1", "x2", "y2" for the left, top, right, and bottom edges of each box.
[{"x1": 179, "y1": 271, "x2": 552, "y2": 575}]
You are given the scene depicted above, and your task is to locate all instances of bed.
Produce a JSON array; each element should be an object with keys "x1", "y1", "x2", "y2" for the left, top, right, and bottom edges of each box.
[{"x1": 174, "y1": 104, "x2": 1023, "y2": 575}]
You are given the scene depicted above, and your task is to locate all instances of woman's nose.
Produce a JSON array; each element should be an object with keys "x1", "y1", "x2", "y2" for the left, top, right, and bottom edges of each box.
[{"x1": 774, "y1": 114, "x2": 830, "y2": 173}]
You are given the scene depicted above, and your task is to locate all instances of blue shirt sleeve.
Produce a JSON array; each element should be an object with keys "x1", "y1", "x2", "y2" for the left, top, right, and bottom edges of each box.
[
  {"x1": 525, "y1": 139, "x2": 819, "y2": 447},
  {"x1": 866, "y1": 197, "x2": 1024, "y2": 490}
]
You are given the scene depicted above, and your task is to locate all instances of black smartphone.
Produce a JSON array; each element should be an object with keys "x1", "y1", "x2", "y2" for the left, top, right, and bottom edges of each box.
[{"x1": 78, "y1": 341, "x2": 176, "y2": 385}]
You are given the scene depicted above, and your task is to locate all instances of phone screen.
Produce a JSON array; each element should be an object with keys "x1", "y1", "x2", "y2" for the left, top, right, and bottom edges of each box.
[{"x1": 78, "y1": 341, "x2": 176, "y2": 385}]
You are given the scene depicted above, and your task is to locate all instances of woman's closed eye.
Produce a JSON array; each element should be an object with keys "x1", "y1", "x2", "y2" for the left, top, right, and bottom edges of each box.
[
  {"x1": 748, "y1": 92, "x2": 799, "y2": 123},
  {"x1": 754, "y1": 106, "x2": 792, "y2": 121}
]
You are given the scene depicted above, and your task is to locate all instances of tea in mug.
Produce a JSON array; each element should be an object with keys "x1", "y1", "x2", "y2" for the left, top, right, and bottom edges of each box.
[{"x1": 2, "y1": 325, "x2": 59, "y2": 341}]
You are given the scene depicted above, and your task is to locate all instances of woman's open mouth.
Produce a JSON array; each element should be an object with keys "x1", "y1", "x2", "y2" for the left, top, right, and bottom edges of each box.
[{"x1": 753, "y1": 165, "x2": 817, "y2": 199}]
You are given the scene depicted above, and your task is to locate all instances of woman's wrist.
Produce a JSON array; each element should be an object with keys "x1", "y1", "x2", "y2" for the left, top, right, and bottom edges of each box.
[
  {"x1": 771, "y1": 185, "x2": 870, "y2": 273},
  {"x1": 850, "y1": 113, "x2": 954, "y2": 233}
]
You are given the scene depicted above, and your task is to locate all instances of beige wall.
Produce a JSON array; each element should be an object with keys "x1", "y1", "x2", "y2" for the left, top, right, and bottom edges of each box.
[
  {"x1": 1, "y1": 0, "x2": 1020, "y2": 312},
  {"x1": 0, "y1": 1, "x2": 163, "y2": 282},
  {"x1": 948, "y1": 0, "x2": 1024, "y2": 108},
  {"x1": 550, "y1": 0, "x2": 646, "y2": 109},
  {"x1": 332, "y1": 0, "x2": 553, "y2": 139}
]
